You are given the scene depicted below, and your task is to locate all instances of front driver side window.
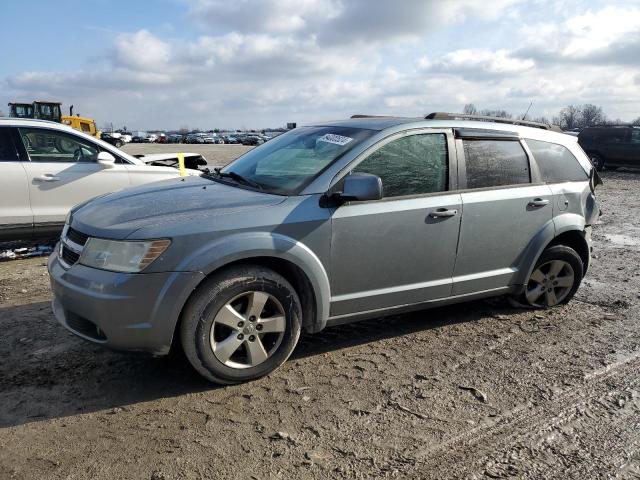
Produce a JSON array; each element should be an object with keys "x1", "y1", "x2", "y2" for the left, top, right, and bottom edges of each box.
[
  {"x1": 351, "y1": 133, "x2": 448, "y2": 198},
  {"x1": 19, "y1": 128, "x2": 98, "y2": 163}
]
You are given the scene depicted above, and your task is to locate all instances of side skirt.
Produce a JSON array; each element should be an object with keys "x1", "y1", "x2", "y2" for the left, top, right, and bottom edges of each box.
[{"x1": 325, "y1": 286, "x2": 514, "y2": 327}]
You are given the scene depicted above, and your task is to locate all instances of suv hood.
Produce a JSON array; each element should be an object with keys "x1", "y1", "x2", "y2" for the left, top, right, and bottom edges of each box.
[{"x1": 70, "y1": 176, "x2": 286, "y2": 239}]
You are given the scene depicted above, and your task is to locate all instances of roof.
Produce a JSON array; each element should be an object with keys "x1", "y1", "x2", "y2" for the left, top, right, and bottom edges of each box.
[
  {"x1": 308, "y1": 116, "x2": 578, "y2": 144},
  {"x1": 308, "y1": 116, "x2": 420, "y2": 130}
]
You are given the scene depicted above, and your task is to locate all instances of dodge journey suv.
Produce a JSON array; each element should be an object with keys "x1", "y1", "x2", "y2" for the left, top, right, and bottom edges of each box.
[{"x1": 49, "y1": 114, "x2": 601, "y2": 383}]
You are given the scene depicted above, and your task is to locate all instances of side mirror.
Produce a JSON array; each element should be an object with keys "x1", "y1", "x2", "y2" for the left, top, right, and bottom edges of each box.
[
  {"x1": 97, "y1": 151, "x2": 116, "y2": 168},
  {"x1": 340, "y1": 173, "x2": 383, "y2": 202}
]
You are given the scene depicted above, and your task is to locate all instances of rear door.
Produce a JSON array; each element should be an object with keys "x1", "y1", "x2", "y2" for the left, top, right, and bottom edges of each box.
[
  {"x1": 18, "y1": 127, "x2": 130, "y2": 227},
  {"x1": 453, "y1": 130, "x2": 553, "y2": 295},
  {"x1": 601, "y1": 129, "x2": 630, "y2": 165},
  {"x1": 0, "y1": 127, "x2": 33, "y2": 240},
  {"x1": 329, "y1": 129, "x2": 462, "y2": 317}
]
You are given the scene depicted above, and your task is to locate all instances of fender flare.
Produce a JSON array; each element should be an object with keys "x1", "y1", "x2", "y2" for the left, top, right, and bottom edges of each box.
[
  {"x1": 513, "y1": 214, "x2": 587, "y2": 287},
  {"x1": 174, "y1": 231, "x2": 332, "y2": 333}
]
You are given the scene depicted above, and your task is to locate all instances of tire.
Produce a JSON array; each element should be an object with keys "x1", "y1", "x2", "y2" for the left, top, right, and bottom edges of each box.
[
  {"x1": 180, "y1": 265, "x2": 302, "y2": 384},
  {"x1": 116, "y1": 141, "x2": 123, "y2": 148},
  {"x1": 515, "y1": 245, "x2": 584, "y2": 309},
  {"x1": 589, "y1": 152, "x2": 605, "y2": 171}
]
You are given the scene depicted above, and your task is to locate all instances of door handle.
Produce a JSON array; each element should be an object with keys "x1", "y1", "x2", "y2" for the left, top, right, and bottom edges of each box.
[
  {"x1": 429, "y1": 208, "x2": 458, "y2": 218},
  {"x1": 527, "y1": 198, "x2": 549, "y2": 208},
  {"x1": 34, "y1": 175, "x2": 60, "y2": 182}
]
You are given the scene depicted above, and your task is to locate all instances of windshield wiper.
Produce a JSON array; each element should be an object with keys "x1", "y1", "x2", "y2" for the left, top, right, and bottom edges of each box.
[{"x1": 209, "y1": 168, "x2": 263, "y2": 190}]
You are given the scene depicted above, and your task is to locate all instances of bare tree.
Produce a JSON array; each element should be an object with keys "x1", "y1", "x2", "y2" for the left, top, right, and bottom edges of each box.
[
  {"x1": 463, "y1": 103, "x2": 478, "y2": 115},
  {"x1": 480, "y1": 109, "x2": 512, "y2": 118},
  {"x1": 556, "y1": 105, "x2": 581, "y2": 130},
  {"x1": 579, "y1": 104, "x2": 605, "y2": 128},
  {"x1": 531, "y1": 116, "x2": 551, "y2": 125}
]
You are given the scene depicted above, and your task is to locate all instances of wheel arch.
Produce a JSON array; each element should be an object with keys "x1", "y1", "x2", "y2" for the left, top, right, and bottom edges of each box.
[
  {"x1": 170, "y1": 232, "x2": 331, "y2": 351},
  {"x1": 514, "y1": 216, "x2": 589, "y2": 290}
]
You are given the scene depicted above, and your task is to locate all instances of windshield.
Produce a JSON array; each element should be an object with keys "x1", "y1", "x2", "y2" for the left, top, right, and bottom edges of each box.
[{"x1": 222, "y1": 126, "x2": 376, "y2": 195}]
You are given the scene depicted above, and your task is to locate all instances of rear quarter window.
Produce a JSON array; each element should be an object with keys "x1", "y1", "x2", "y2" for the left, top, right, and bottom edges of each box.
[
  {"x1": 525, "y1": 139, "x2": 587, "y2": 183},
  {"x1": 462, "y1": 139, "x2": 530, "y2": 189}
]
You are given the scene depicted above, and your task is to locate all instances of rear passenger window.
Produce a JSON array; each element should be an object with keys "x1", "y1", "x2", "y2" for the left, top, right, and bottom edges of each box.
[
  {"x1": 0, "y1": 129, "x2": 18, "y2": 161},
  {"x1": 463, "y1": 140, "x2": 530, "y2": 189},
  {"x1": 525, "y1": 139, "x2": 588, "y2": 183},
  {"x1": 352, "y1": 133, "x2": 448, "y2": 197}
]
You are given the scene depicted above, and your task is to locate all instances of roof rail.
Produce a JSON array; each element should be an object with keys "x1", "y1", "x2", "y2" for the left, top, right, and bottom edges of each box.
[
  {"x1": 425, "y1": 112, "x2": 563, "y2": 133},
  {"x1": 350, "y1": 114, "x2": 404, "y2": 119}
]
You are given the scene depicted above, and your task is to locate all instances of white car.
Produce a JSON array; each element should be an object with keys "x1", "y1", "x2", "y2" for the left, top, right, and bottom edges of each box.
[{"x1": 0, "y1": 118, "x2": 202, "y2": 242}]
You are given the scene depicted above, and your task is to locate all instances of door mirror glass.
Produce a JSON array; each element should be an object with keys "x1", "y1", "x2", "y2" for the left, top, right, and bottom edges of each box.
[
  {"x1": 340, "y1": 173, "x2": 383, "y2": 201},
  {"x1": 97, "y1": 151, "x2": 116, "y2": 168}
]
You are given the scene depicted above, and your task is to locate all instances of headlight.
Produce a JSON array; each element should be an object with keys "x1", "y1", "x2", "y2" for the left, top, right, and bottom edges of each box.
[{"x1": 79, "y1": 238, "x2": 171, "y2": 273}]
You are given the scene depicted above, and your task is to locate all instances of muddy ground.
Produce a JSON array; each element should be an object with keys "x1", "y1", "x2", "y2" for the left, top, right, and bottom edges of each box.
[{"x1": 1, "y1": 165, "x2": 639, "y2": 480}]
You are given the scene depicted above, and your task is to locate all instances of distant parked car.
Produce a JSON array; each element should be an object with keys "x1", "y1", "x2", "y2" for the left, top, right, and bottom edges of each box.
[
  {"x1": 131, "y1": 136, "x2": 144, "y2": 143},
  {"x1": 100, "y1": 133, "x2": 124, "y2": 148},
  {"x1": 578, "y1": 125, "x2": 640, "y2": 170},
  {"x1": 241, "y1": 136, "x2": 264, "y2": 146},
  {"x1": 224, "y1": 136, "x2": 239, "y2": 144},
  {"x1": 167, "y1": 134, "x2": 184, "y2": 143},
  {"x1": 0, "y1": 118, "x2": 202, "y2": 241}
]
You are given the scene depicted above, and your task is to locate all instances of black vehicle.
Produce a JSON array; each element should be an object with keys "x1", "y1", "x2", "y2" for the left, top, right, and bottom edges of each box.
[
  {"x1": 578, "y1": 125, "x2": 640, "y2": 170},
  {"x1": 131, "y1": 136, "x2": 144, "y2": 143},
  {"x1": 100, "y1": 133, "x2": 124, "y2": 148},
  {"x1": 241, "y1": 135, "x2": 264, "y2": 146}
]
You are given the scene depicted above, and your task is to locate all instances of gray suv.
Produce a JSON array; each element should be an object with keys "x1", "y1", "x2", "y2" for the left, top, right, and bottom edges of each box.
[{"x1": 48, "y1": 114, "x2": 601, "y2": 383}]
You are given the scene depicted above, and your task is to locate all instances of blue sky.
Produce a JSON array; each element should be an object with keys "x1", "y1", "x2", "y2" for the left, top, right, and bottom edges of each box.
[{"x1": 2, "y1": 0, "x2": 639, "y2": 129}]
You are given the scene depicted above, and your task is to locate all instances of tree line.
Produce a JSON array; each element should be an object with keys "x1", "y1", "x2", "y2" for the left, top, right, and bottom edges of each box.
[{"x1": 463, "y1": 103, "x2": 640, "y2": 130}]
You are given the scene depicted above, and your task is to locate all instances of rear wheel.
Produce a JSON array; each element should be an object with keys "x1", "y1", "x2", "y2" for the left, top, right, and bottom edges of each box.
[
  {"x1": 180, "y1": 266, "x2": 302, "y2": 384},
  {"x1": 517, "y1": 245, "x2": 583, "y2": 308}
]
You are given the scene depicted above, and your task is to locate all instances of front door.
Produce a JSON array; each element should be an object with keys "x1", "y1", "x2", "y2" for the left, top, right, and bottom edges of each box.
[
  {"x1": 17, "y1": 127, "x2": 131, "y2": 227},
  {"x1": 330, "y1": 130, "x2": 461, "y2": 317}
]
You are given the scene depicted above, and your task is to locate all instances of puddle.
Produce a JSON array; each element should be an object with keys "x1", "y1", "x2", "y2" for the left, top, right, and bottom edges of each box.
[{"x1": 604, "y1": 234, "x2": 640, "y2": 247}]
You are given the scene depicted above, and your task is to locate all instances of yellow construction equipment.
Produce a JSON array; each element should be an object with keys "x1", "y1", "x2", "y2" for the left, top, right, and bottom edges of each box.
[{"x1": 8, "y1": 101, "x2": 100, "y2": 138}]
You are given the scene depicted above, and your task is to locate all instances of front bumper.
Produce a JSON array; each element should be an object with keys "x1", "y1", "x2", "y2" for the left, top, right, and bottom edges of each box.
[{"x1": 48, "y1": 249, "x2": 204, "y2": 355}]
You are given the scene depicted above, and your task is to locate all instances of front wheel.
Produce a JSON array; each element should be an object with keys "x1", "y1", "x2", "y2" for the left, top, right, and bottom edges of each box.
[
  {"x1": 517, "y1": 245, "x2": 584, "y2": 308},
  {"x1": 180, "y1": 266, "x2": 302, "y2": 384}
]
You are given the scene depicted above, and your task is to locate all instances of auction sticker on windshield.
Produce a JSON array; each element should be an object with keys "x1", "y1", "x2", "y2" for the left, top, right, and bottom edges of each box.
[{"x1": 317, "y1": 133, "x2": 353, "y2": 146}]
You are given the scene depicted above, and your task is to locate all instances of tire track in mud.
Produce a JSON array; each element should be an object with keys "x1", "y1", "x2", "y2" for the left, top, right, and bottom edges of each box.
[{"x1": 413, "y1": 349, "x2": 640, "y2": 478}]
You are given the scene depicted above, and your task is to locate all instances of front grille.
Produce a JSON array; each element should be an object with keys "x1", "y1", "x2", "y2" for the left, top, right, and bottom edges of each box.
[
  {"x1": 67, "y1": 227, "x2": 89, "y2": 246},
  {"x1": 65, "y1": 311, "x2": 107, "y2": 341},
  {"x1": 59, "y1": 226, "x2": 90, "y2": 268},
  {"x1": 61, "y1": 245, "x2": 80, "y2": 265}
]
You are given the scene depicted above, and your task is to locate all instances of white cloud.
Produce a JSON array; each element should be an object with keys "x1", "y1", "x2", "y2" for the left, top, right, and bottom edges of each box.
[
  {"x1": 3, "y1": 1, "x2": 640, "y2": 128},
  {"x1": 113, "y1": 30, "x2": 171, "y2": 71},
  {"x1": 419, "y1": 49, "x2": 535, "y2": 77},
  {"x1": 518, "y1": 5, "x2": 640, "y2": 65}
]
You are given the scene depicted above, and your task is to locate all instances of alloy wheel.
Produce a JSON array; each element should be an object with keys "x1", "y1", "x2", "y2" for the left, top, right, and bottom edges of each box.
[
  {"x1": 209, "y1": 291, "x2": 286, "y2": 369},
  {"x1": 525, "y1": 260, "x2": 575, "y2": 307}
]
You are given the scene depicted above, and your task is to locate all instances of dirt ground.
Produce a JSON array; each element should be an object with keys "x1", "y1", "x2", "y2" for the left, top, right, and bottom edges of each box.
[{"x1": 1, "y1": 163, "x2": 639, "y2": 479}]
